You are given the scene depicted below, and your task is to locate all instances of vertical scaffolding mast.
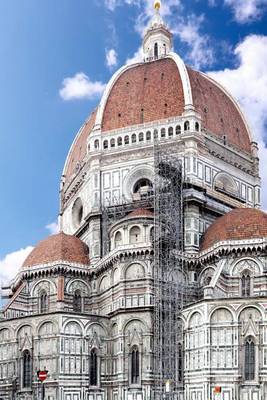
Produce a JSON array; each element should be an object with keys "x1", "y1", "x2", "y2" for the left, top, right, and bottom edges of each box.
[{"x1": 153, "y1": 144, "x2": 185, "y2": 399}]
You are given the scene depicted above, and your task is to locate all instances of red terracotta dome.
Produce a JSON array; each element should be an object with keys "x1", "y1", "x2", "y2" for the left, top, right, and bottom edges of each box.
[
  {"x1": 64, "y1": 109, "x2": 96, "y2": 183},
  {"x1": 200, "y1": 208, "x2": 267, "y2": 251},
  {"x1": 102, "y1": 59, "x2": 184, "y2": 131},
  {"x1": 63, "y1": 57, "x2": 252, "y2": 184},
  {"x1": 22, "y1": 232, "x2": 90, "y2": 268},
  {"x1": 127, "y1": 208, "x2": 154, "y2": 218}
]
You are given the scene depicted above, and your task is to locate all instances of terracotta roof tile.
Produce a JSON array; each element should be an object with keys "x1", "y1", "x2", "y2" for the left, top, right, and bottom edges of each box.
[
  {"x1": 187, "y1": 67, "x2": 251, "y2": 153},
  {"x1": 22, "y1": 232, "x2": 90, "y2": 268},
  {"x1": 127, "y1": 208, "x2": 154, "y2": 218},
  {"x1": 102, "y1": 58, "x2": 185, "y2": 131},
  {"x1": 200, "y1": 208, "x2": 267, "y2": 251}
]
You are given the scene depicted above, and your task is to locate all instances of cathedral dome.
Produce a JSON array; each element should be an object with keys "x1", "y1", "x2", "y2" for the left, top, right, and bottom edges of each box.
[
  {"x1": 63, "y1": 57, "x2": 252, "y2": 184},
  {"x1": 22, "y1": 232, "x2": 90, "y2": 268},
  {"x1": 200, "y1": 208, "x2": 267, "y2": 251}
]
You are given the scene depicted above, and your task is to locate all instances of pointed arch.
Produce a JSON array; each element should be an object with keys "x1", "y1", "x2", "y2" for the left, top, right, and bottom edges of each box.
[
  {"x1": 40, "y1": 289, "x2": 48, "y2": 313},
  {"x1": 244, "y1": 336, "x2": 255, "y2": 381},
  {"x1": 90, "y1": 348, "x2": 98, "y2": 386},
  {"x1": 73, "y1": 289, "x2": 82, "y2": 312},
  {"x1": 130, "y1": 345, "x2": 140, "y2": 384}
]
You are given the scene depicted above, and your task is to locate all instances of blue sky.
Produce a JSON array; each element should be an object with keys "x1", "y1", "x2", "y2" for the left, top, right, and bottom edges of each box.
[{"x1": 0, "y1": 0, "x2": 267, "y2": 281}]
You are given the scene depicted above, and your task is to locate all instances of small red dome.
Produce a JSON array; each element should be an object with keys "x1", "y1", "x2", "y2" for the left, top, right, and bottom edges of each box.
[
  {"x1": 22, "y1": 232, "x2": 89, "y2": 268},
  {"x1": 127, "y1": 208, "x2": 154, "y2": 218},
  {"x1": 201, "y1": 208, "x2": 267, "y2": 251}
]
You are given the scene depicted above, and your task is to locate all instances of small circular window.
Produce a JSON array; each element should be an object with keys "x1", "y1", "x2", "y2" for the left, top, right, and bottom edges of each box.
[{"x1": 72, "y1": 197, "x2": 83, "y2": 228}]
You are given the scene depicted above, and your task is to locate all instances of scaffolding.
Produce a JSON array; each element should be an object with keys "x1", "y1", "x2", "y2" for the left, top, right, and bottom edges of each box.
[
  {"x1": 101, "y1": 192, "x2": 154, "y2": 256},
  {"x1": 153, "y1": 145, "x2": 185, "y2": 400},
  {"x1": 100, "y1": 143, "x2": 190, "y2": 399}
]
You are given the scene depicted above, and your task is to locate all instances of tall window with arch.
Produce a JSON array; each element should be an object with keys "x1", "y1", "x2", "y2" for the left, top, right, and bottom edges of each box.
[
  {"x1": 40, "y1": 290, "x2": 48, "y2": 313},
  {"x1": 245, "y1": 336, "x2": 255, "y2": 381},
  {"x1": 130, "y1": 226, "x2": 141, "y2": 244},
  {"x1": 241, "y1": 273, "x2": 251, "y2": 297},
  {"x1": 114, "y1": 231, "x2": 123, "y2": 248},
  {"x1": 90, "y1": 348, "x2": 98, "y2": 386},
  {"x1": 184, "y1": 121, "x2": 190, "y2": 131},
  {"x1": 22, "y1": 350, "x2": 32, "y2": 388},
  {"x1": 131, "y1": 346, "x2": 140, "y2": 384},
  {"x1": 94, "y1": 139, "x2": 99, "y2": 150},
  {"x1": 154, "y1": 42, "x2": 158, "y2": 59},
  {"x1": 73, "y1": 289, "x2": 82, "y2": 312}
]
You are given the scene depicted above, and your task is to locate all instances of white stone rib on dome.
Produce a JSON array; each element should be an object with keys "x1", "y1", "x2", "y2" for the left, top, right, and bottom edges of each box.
[{"x1": 167, "y1": 52, "x2": 193, "y2": 108}]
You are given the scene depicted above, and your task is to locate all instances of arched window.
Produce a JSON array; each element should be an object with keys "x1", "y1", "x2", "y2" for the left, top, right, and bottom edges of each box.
[
  {"x1": 153, "y1": 129, "x2": 158, "y2": 139},
  {"x1": 110, "y1": 138, "x2": 115, "y2": 148},
  {"x1": 241, "y1": 273, "x2": 251, "y2": 297},
  {"x1": 40, "y1": 290, "x2": 48, "y2": 313},
  {"x1": 103, "y1": 140, "x2": 108, "y2": 149},
  {"x1": 133, "y1": 179, "x2": 153, "y2": 195},
  {"x1": 90, "y1": 349, "x2": 98, "y2": 386},
  {"x1": 168, "y1": 126, "x2": 173, "y2": 137},
  {"x1": 163, "y1": 43, "x2": 166, "y2": 55},
  {"x1": 184, "y1": 121, "x2": 190, "y2": 131},
  {"x1": 132, "y1": 134, "x2": 137, "y2": 143},
  {"x1": 146, "y1": 131, "x2": 151, "y2": 141},
  {"x1": 94, "y1": 139, "x2": 99, "y2": 150},
  {"x1": 73, "y1": 290, "x2": 82, "y2": 312},
  {"x1": 131, "y1": 347, "x2": 140, "y2": 384},
  {"x1": 124, "y1": 135, "x2": 129, "y2": 145},
  {"x1": 22, "y1": 350, "x2": 32, "y2": 388},
  {"x1": 245, "y1": 337, "x2": 255, "y2": 381},
  {"x1": 161, "y1": 128, "x2": 166, "y2": 138},
  {"x1": 154, "y1": 43, "x2": 158, "y2": 59},
  {"x1": 176, "y1": 125, "x2": 181, "y2": 135},
  {"x1": 139, "y1": 132, "x2": 144, "y2": 142},
  {"x1": 130, "y1": 226, "x2": 141, "y2": 244},
  {"x1": 114, "y1": 231, "x2": 122, "y2": 248},
  {"x1": 117, "y1": 137, "x2": 122, "y2": 146},
  {"x1": 195, "y1": 122, "x2": 200, "y2": 132}
]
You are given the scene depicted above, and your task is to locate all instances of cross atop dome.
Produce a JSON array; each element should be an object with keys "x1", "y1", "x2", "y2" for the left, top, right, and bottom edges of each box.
[{"x1": 143, "y1": 0, "x2": 173, "y2": 62}]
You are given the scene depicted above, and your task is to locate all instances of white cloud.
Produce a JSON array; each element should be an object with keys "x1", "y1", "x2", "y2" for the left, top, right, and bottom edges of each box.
[
  {"x1": 224, "y1": 0, "x2": 267, "y2": 23},
  {"x1": 126, "y1": 46, "x2": 144, "y2": 64},
  {"x1": 106, "y1": 48, "x2": 118, "y2": 67},
  {"x1": 45, "y1": 220, "x2": 59, "y2": 235},
  {"x1": 104, "y1": 0, "x2": 140, "y2": 11},
  {"x1": 103, "y1": 0, "x2": 213, "y2": 68},
  {"x1": 60, "y1": 73, "x2": 106, "y2": 101},
  {"x1": 0, "y1": 246, "x2": 33, "y2": 284},
  {"x1": 104, "y1": 0, "x2": 118, "y2": 10},
  {"x1": 173, "y1": 14, "x2": 214, "y2": 68},
  {"x1": 0, "y1": 220, "x2": 59, "y2": 285},
  {"x1": 208, "y1": 35, "x2": 267, "y2": 210}
]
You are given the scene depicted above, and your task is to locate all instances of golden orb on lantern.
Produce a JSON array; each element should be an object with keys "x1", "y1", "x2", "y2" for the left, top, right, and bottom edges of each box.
[{"x1": 154, "y1": 0, "x2": 161, "y2": 11}]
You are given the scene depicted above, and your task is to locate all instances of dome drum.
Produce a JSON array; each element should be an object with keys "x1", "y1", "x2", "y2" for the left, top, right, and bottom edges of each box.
[{"x1": 109, "y1": 209, "x2": 154, "y2": 250}]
